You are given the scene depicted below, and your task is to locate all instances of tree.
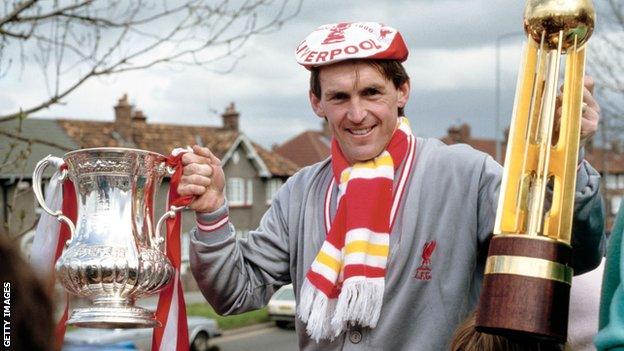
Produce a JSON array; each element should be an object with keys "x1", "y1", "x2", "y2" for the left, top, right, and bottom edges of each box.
[
  {"x1": 589, "y1": 0, "x2": 624, "y2": 143},
  {"x1": 0, "y1": 0, "x2": 301, "y2": 238},
  {"x1": 0, "y1": 0, "x2": 302, "y2": 122}
]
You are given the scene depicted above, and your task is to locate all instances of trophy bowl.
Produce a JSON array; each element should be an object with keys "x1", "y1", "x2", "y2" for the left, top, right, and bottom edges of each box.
[{"x1": 33, "y1": 147, "x2": 176, "y2": 328}]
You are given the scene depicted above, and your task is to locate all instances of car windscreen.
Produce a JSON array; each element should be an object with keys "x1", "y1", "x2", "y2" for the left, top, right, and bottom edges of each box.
[{"x1": 275, "y1": 287, "x2": 295, "y2": 301}]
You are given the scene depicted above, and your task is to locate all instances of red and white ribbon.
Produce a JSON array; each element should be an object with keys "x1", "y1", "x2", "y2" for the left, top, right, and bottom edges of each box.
[
  {"x1": 152, "y1": 148, "x2": 193, "y2": 351},
  {"x1": 30, "y1": 158, "x2": 77, "y2": 351}
]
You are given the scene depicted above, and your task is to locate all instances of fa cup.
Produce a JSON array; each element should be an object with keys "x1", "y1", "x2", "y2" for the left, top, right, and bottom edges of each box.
[{"x1": 33, "y1": 147, "x2": 178, "y2": 328}]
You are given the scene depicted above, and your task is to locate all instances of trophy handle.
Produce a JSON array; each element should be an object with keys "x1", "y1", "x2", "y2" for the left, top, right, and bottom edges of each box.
[
  {"x1": 154, "y1": 205, "x2": 186, "y2": 252},
  {"x1": 32, "y1": 155, "x2": 76, "y2": 245}
]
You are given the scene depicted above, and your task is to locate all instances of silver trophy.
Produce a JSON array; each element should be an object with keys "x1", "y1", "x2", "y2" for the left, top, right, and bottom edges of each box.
[{"x1": 33, "y1": 147, "x2": 181, "y2": 328}]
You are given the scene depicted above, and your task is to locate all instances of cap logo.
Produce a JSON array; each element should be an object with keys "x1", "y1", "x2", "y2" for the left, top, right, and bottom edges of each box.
[{"x1": 321, "y1": 23, "x2": 351, "y2": 45}]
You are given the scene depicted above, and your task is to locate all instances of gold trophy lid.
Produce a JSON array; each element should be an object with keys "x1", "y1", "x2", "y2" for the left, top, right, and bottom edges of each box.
[{"x1": 524, "y1": 0, "x2": 595, "y2": 51}]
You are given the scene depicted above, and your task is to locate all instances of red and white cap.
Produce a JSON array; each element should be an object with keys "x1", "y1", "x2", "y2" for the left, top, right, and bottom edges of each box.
[{"x1": 295, "y1": 22, "x2": 408, "y2": 68}]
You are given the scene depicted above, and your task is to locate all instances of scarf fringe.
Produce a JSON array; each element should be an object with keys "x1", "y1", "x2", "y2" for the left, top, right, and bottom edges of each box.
[
  {"x1": 331, "y1": 278, "x2": 384, "y2": 332},
  {"x1": 298, "y1": 278, "x2": 337, "y2": 342},
  {"x1": 298, "y1": 278, "x2": 386, "y2": 341}
]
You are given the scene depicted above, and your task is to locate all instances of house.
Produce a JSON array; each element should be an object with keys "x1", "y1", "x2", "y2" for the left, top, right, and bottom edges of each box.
[
  {"x1": 441, "y1": 123, "x2": 621, "y2": 231},
  {"x1": 0, "y1": 95, "x2": 299, "y2": 289},
  {"x1": 273, "y1": 120, "x2": 331, "y2": 167}
]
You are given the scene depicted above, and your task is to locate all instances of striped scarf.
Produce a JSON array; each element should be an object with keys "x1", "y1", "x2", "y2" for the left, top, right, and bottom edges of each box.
[{"x1": 298, "y1": 117, "x2": 413, "y2": 341}]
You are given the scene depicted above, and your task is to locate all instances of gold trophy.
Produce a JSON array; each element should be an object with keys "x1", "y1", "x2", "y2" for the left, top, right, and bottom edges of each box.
[{"x1": 475, "y1": 0, "x2": 594, "y2": 342}]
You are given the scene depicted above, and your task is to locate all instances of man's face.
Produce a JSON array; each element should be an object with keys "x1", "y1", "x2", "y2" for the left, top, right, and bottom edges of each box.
[{"x1": 309, "y1": 61, "x2": 410, "y2": 164}]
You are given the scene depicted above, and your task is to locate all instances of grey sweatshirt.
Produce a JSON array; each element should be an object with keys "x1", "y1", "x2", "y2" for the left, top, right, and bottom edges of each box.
[{"x1": 190, "y1": 137, "x2": 605, "y2": 350}]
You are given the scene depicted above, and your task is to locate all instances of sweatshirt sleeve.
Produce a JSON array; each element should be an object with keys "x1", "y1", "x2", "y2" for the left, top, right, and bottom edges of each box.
[
  {"x1": 476, "y1": 154, "x2": 605, "y2": 274},
  {"x1": 569, "y1": 159, "x2": 606, "y2": 274},
  {"x1": 189, "y1": 180, "x2": 292, "y2": 316}
]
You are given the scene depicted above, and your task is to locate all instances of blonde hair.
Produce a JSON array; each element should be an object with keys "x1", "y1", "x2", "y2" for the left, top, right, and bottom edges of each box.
[{"x1": 450, "y1": 313, "x2": 564, "y2": 351}]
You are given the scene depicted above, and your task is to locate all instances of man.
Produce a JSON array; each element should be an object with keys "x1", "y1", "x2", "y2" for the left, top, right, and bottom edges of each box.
[{"x1": 179, "y1": 23, "x2": 604, "y2": 350}]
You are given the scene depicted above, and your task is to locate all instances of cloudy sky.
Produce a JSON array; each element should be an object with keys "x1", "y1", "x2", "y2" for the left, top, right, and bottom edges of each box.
[{"x1": 0, "y1": 0, "x2": 614, "y2": 148}]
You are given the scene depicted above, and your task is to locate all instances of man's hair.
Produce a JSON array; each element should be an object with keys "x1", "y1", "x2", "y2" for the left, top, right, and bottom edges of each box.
[
  {"x1": 450, "y1": 313, "x2": 564, "y2": 351},
  {"x1": 309, "y1": 59, "x2": 410, "y2": 116}
]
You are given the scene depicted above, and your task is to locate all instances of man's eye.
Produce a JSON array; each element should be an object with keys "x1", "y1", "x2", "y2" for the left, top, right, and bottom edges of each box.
[
  {"x1": 363, "y1": 88, "x2": 380, "y2": 96},
  {"x1": 331, "y1": 93, "x2": 348, "y2": 100}
]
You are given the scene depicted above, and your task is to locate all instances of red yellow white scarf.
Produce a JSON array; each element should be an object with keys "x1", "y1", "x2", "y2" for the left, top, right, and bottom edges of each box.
[{"x1": 298, "y1": 117, "x2": 415, "y2": 341}]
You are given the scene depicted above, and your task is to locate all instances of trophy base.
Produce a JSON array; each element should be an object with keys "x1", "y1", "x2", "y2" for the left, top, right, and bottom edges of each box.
[
  {"x1": 475, "y1": 235, "x2": 572, "y2": 343},
  {"x1": 68, "y1": 304, "x2": 158, "y2": 329}
]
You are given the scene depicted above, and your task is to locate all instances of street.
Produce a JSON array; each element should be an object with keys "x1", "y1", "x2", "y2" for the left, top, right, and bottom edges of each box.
[{"x1": 211, "y1": 325, "x2": 298, "y2": 351}]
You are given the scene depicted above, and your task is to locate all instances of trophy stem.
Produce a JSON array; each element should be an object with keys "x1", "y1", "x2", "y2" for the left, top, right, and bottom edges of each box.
[{"x1": 475, "y1": 235, "x2": 572, "y2": 342}]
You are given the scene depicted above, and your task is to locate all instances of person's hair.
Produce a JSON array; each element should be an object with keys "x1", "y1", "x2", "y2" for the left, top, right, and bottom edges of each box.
[
  {"x1": 0, "y1": 233, "x2": 55, "y2": 351},
  {"x1": 450, "y1": 313, "x2": 564, "y2": 351},
  {"x1": 309, "y1": 59, "x2": 410, "y2": 116}
]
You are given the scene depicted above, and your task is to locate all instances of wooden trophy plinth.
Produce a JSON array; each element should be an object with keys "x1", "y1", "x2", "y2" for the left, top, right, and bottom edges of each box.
[{"x1": 475, "y1": 235, "x2": 572, "y2": 343}]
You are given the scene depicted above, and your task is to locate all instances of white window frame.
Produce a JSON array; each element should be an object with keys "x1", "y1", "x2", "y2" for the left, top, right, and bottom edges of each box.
[
  {"x1": 246, "y1": 179, "x2": 253, "y2": 206},
  {"x1": 227, "y1": 178, "x2": 245, "y2": 206},
  {"x1": 265, "y1": 178, "x2": 283, "y2": 205},
  {"x1": 606, "y1": 174, "x2": 618, "y2": 190}
]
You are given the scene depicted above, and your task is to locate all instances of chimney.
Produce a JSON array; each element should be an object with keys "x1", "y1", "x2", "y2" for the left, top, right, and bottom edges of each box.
[
  {"x1": 447, "y1": 123, "x2": 471, "y2": 143},
  {"x1": 222, "y1": 102, "x2": 239, "y2": 131},
  {"x1": 114, "y1": 94, "x2": 133, "y2": 142},
  {"x1": 133, "y1": 109, "x2": 146, "y2": 123},
  {"x1": 459, "y1": 124, "x2": 471, "y2": 140}
]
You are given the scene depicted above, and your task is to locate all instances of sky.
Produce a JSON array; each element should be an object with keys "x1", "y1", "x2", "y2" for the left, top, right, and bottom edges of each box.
[{"x1": 0, "y1": 0, "x2": 614, "y2": 149}]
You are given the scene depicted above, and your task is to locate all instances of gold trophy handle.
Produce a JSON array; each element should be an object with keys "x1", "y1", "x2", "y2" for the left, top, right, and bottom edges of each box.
[{"x1": 32, "y1": 155, "x2": 76, "y2": 246}]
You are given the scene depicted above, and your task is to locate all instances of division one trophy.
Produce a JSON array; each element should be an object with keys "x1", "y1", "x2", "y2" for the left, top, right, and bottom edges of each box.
[
  {"x1": 475, "y1": 0, "x2": 595, "y2": 342},
  {"x1": 33, "y1": 148, "x2": 181, "y2": 328}
]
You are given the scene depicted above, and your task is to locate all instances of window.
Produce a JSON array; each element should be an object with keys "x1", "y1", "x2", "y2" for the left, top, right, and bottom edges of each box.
[
  {"x1": 227, "y1": 178, "x2": 245, "y2": 206},
  {"x1": 606, "y1": 175, "x2": 618, "y2": 190},
  {"x1": 227, "y1": 178, "x2": 253, "y2": 206},
  {"x1": 266, "y1": 178, "x2": 283, "y2": 204}
]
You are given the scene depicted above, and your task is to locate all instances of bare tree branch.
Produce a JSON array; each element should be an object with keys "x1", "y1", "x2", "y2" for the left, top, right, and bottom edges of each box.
[
  {"x1": 0, "y1": 0, "x2": 38, "y2": 27},
  {"x1": 0, "y1": 0, "x2": 303, "y2": 123}
]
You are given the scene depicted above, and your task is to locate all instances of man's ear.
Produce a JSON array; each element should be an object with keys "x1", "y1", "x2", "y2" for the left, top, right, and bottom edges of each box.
[
  {"x1": 397, "y1": 81, "x2": 410, "y2": 109},
  {"x1": 309, "y1": 90, "x2": 325, "y2": 118}
]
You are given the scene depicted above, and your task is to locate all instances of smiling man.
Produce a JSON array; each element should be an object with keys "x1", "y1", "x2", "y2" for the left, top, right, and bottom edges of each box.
[{"x1": 180, "y1": 22, "x2": 605, "y2": 350}]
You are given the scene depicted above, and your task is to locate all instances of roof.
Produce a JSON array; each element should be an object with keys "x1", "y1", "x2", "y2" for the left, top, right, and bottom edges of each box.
[
  {"x1": 274, "y1": 130, "x2": 330, "y2": 167},
  {"x1": 0, "y1": 118, "x2": 78, "y2": 179},
  {"x1": 585, "y1": 147, "x2": 624, "y2": 174},
  {"x1": 57, "y1": 118, "x2": 298, "y2": 177},
  {"x1": 440, "y1": 123, "x2": 623, "y2": 174},
  {"x1": 1, "y1": 116, "x2": 298, "y2": 179},
  {"x1": 439, "y1": 135, "x2": 504, "y2": 161}
]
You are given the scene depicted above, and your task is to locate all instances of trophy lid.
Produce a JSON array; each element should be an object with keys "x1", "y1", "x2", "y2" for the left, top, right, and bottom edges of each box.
[
  {"x1": 64, "y1": 147, "x2": 166, "y2": 160},
  {"x1": 524, "y1": 0, "x2": 595, "y2": 51}
]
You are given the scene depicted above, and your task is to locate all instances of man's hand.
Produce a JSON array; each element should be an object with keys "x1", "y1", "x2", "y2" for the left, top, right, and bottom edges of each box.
[
  {"x1": 555, "y1": 75, "x2": 601, "y2": 147},
  {"x1": 177, "y1": 145, "x2": 226, "y2": 213}
]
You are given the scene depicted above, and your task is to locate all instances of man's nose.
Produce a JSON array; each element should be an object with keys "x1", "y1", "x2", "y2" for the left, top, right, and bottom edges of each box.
[{"x1": 347, "y1": 99, "x2": 367, "y2": 123}]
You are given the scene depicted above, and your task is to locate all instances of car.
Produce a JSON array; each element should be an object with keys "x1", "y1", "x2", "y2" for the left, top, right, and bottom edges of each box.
[
  {"x1": 267, "y1": 284, "x2": 296, "y2": 328},
  {"x1": 62, "y1": 315, "x2": 221, "y2": 351}
]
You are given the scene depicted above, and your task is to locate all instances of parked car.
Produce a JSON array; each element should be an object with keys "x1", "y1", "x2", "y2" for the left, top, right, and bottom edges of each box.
[
  {"x1": 267, "y1": 284, "x2": 296, "y2": 328},
  {"x1": 62, "y1": 316, "x2": 221, "y2": 351}
]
